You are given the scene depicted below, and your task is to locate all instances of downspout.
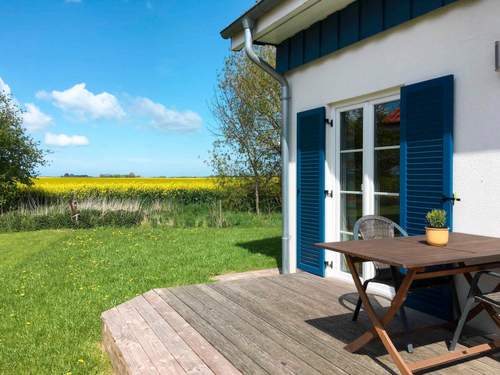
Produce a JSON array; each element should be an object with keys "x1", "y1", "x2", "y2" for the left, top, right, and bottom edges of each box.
[{"x1": 242, "y1": 18, "x2": 292, "y2": 274}]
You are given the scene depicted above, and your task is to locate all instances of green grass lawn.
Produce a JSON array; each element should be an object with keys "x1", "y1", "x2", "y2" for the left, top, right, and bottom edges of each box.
[{"x1": 0, "y1": 226, "x2": 281, "y2": 374}]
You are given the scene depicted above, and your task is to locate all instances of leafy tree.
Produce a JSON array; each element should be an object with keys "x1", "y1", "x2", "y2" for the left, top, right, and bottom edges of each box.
[
  {"x1": 0, "y1": 91, "x2": 46, "y2": 211},
  {"x1": 210, "y1": 47, "x2": 280, "y2": 214}
]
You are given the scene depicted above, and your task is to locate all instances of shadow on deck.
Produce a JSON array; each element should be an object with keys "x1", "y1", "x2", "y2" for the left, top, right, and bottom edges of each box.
[{"x1": 101, "y1": 272, "x2": 499, "y2": 374}]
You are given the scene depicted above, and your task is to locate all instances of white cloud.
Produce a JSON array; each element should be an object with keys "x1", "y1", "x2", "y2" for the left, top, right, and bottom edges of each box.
[
  {"x1": 0, "y1": 77, "x2": 11, "y2": 95},
  {"x1": 134, "y1": 97, "x2": 202, "y2": 132},
  {"x1": 37, "y1": 83, "x2": 125, "y2": 120},
  {"x1": 23, "y1": 103, "x2": 52, "y2": 131},
  {"x1": 45, "y1": 132, "x2": 89, "y2": 147}
]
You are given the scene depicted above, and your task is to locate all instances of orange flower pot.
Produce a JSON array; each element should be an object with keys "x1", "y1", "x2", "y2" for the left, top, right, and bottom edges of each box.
[{"x1": 425, "y1": 227, "x2": 449, "y2": 246}]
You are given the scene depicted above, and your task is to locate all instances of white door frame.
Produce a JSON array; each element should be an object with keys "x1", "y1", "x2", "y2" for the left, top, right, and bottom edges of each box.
[{"x1": 325, "y1": 92, "x2": 400, "y2": 295}]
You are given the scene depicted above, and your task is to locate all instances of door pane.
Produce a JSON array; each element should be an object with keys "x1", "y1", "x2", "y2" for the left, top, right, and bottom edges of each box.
[
  {"x1": 375, "y1": 195, "x2": 400, "y2": 224},
  {"x1": 375, "y1": 148, "x2": 400, "y2": 193},
  {"x1": 341, "y1": 152, "x2": 363, "y2": 191},
  {"x1": 340, "y1": 193, "x2": 363, "y2": 233},
  {"x1": 340, "y1": 108, "x2": 363, "y2": 150},
  {"x1": 375, "y1": 100, "x2": 400, "y2": 147},
  {"x1": 340, "y1": 254, "x2": 363, "y2": 274}
]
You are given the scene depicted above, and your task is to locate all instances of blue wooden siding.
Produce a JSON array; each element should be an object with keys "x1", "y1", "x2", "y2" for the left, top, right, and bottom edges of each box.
[
  {"x1": 412, "y1": 0, "x2": 444, "y2": 17},
  {"x1": 400, "y1": 75, "x2": 454, "y2": 320},
  {"x1": 304, "y1": 22, "x2": 321, "y2": 64},
  {"x1": 297, "y1": 108, "x2": 326, "y2": 277},
  {"x1": 339, "y1": 2, "x2": 360, "y2": 48},
  {"x1": 320, "y1": 13, "x2": 339, "y2": 56},
  {"x1": 289, "y1": 31, "x2": 304, "y2": 70},
  {"x1": 276, "y1": 0, "x2": 459, "y2": 74},
  {"x1": 384, "y1": 0, "x2": 411, "y2": 29},
  {"x1": 360, "y1": 0, "x2": 384, "y2": 39}
]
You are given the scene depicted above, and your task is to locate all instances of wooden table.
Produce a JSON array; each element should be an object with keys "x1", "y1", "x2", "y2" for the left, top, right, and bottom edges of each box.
[{"x1": 315, "y1": 232, "x2": 500, "y2": 374}]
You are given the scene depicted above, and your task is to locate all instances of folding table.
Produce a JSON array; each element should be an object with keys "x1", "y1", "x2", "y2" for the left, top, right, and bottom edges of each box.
[{"x1": 316, "y1": 232, "x2": 500, "y2": 374}]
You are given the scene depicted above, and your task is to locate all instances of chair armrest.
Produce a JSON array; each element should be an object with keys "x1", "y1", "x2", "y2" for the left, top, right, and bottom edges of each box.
[
  {"x1": 484, "y1": 271, "x2": 500, "y2": 279},
  {"x1": 468, "y1": 271, "x2": 500, "y2": 297}
]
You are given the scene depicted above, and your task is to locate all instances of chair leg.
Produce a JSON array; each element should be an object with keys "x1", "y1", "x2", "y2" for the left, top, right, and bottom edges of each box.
[
  {"x1": 451, "y1": 278, "x2": 461, "y2": 321},
  {"x1": 449, "y1": 295, "x2": 476, "y2": 351},
  {"x1": 352, "y1": 279, "x2": 370, "y2": 321},
  {"x1": 398, "y1": 306, "x2": 414, "y2": 353}
]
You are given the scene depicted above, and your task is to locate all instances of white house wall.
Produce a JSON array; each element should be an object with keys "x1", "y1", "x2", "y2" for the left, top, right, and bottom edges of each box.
[{"x1": 286, "y1": 0, "x2": 500, "y2": 332}]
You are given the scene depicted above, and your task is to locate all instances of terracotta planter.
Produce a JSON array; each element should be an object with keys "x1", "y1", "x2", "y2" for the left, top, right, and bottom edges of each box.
[{"x1": 425, "y1": 227, "x2": 449, "y2": 246}]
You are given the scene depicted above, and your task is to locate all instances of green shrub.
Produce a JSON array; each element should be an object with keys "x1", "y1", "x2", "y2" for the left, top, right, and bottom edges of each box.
[{"x1": 426, "y1": 209, "x2": 447, "y2": 228}]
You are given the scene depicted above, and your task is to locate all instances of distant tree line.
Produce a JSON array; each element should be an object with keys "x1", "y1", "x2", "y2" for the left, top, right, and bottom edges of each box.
[{"x1": 98, "y1": 173, "x2": 140, "y2": 178}]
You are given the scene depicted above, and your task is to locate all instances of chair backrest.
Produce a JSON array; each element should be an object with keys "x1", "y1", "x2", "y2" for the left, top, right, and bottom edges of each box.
[
  {"x1": 353, "y1": 215, "x2": 408, "y2": 241},
  {"x1": 353, "y1": 216, "x2": 408, "y2": 272}
]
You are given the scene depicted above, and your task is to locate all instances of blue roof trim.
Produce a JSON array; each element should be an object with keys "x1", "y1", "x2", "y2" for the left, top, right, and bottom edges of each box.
[{"x1": 276, "y1": 0, "x2": 459, "y2": 74}]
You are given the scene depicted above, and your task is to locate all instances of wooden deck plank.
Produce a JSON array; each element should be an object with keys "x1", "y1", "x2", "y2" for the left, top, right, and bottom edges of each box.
[
  {"x1": 197, "y1": 284, "x2": 345, "y2": 375},
  {"x1": 129, "y1": 295, "x2": 214, "y2": 375},
  {"x1": 102, "y1": 273, "x2": 500, "y2": 375},
  {"x1": 101, "y1": 307, "x2": 161, "y2": 375},
  {"x1": 116, "y1": 299, "x2": 186, "y2": 374},
  {"x1": 171, "y1": 285, "x2": 306, "y2": 375},
  {"x1": 267, "y1": 275, "x2": 495, "y2": 375},
  {"x1": 226, "y1": 276, "x2": 474, "y2": 375},
  {"x1": 210, "y1": 281, "x2": 388, "y2": 374},
  {"x1": 143, "y1": 290, "x2": 241, "y2": 375},
  {"x1": 288, "y1": 274, "x2": 500, "y2": 374},
  {"x1": 156, "y1": 288, "x2": 266, "y2": 374},
  {"x1": 187, "y1": 284, "x2": 329, "y2": 375}
]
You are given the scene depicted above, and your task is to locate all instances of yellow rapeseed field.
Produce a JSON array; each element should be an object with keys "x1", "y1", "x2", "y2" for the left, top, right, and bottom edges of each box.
[{"x1": 32, "y1": 177, "x2": 218, "y2": 193}]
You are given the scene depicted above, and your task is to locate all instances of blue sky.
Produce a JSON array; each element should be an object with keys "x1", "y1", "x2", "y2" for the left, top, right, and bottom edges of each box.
[{"x1": 0, "y1": 0, "x2": 253, "y2": 177}]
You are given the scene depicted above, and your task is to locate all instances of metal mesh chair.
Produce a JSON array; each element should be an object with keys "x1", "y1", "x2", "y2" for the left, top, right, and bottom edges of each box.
[
  {"x1": 352, "y1": 215, "x2": 413, "y2": 350},
  {"x1": 449, "y1": 271, "x2": 500, "y2": 351}
]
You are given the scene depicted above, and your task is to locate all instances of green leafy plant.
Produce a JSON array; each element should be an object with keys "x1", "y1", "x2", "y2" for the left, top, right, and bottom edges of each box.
[{"x1": 426, "y1": 209, "x2": 447, "y2": 228}]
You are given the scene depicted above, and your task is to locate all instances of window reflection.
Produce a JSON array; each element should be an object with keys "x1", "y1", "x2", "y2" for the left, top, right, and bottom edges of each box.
[
  {"x1": 375, "y1": 100, "x2": 400, "y2": 147},
  {"x1": 340, "y1": 108, "x2": 363, "y2": 150}
]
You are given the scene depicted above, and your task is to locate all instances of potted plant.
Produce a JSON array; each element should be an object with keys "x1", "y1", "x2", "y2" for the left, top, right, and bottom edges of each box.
[{"x1": 425, "y1": 209, "x2": 449, "y2": 246}]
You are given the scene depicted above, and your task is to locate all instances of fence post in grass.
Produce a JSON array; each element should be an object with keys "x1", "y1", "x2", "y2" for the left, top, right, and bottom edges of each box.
[{"x1": 69, "y1": 199, "x2": 80, "y2": 224}]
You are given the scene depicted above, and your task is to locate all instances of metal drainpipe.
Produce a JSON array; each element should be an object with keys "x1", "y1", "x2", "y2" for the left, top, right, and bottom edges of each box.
[{"x1": 242, "y1": 18, "x2": 291, "y2": 274}]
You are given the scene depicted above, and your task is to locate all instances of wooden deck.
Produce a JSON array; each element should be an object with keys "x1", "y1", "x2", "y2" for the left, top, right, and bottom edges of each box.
[{"x1": 101, "y1": 272, "x2": 500, "y2": 374}]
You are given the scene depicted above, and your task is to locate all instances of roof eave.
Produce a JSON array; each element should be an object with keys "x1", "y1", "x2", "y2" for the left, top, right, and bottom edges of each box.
[{"x1": 220, "y1": 0, "x2": 282, "y2": 40}]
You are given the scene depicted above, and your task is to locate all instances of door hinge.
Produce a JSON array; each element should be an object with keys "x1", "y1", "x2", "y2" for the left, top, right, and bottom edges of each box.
[
  {"x1": 324, "y1": 260, "x2": 334, "y2": 269},
  {"x1": 324, "y1": 190, "x2": 333, "y2": 198},
  {"x1": 325, "y1": 118, "x2": 333, "y2": 127}
]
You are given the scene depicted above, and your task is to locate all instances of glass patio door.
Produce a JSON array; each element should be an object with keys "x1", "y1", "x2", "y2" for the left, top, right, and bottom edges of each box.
[
  {"x1": 332, "y1": 95, "x2": 401, "y2": 280},
  {"x1": 338, "y1": 107, "x2": 364, "y2": 275}
]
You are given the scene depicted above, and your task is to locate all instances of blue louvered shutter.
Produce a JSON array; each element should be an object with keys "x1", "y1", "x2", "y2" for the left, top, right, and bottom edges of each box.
[
  {"x1": 297, "y1": 108, "x2": 326, "y2": 276},
  {"x1": 400, "y1": 75, "x2": 454, "y2": 320}
]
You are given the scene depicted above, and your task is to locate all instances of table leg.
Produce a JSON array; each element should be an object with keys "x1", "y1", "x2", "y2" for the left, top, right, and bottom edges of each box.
[
  {"x1": 345, "y1": 263, "x2": 417, "y2": 353},
  {"x1": 344, "y1": 256, "x2": 414, "y2": 375}
]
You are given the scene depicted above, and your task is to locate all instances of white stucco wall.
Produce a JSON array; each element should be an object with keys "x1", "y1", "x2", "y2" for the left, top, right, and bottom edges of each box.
[{"x1": 286, "y1": 0, "x2": 500, "y2": 332}]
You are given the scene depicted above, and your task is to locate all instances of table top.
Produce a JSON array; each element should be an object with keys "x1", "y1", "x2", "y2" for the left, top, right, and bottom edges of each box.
[{"x1": 315, "y1": 232, "x2": 500, "y2": 268}]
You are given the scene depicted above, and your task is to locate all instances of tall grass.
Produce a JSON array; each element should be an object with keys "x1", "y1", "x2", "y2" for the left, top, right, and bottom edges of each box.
[{"x1": 0, "y1": 198, "x2": 281, "y2": 232}]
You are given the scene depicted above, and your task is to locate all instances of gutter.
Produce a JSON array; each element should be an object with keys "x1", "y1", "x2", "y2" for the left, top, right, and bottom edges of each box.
[{"x1": 242, "y1": 18, "x2": 292, "y2": 274}]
